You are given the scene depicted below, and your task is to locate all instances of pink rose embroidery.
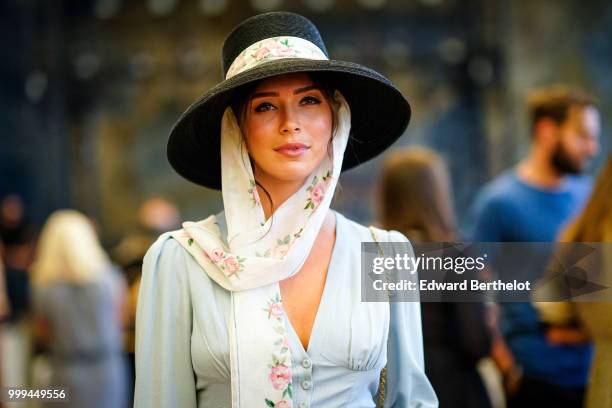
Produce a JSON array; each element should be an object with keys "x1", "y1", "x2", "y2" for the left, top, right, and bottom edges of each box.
[
  {"x1": 271, "y1": 47, "x2": 295, "y2": 58},
  {"x1": 274, "y1": 400, "x2": 291, "y2": 408},
  {"x1": 269, "y1": 302, "x2": 283, "y2": 318},
  {"x1": 248, "y1": 179, "x2": 260, "y2": 207},
  {"x1": 254, "y1": 46, "x2": 271, "y2": 61},
  {"x1": 223, "y1": 256, "x2": 240, "y2": 275},
  {"x1": 273, "y1": 244, "x2": 290, "y2": 259},
  {"x1": 310, "y1": 183, "x2": 325, "y2": 205},
  {"x1": 252, "y1": 188, "x2": 260, "y2": 205},
  {"x1": 206, "y1": 248, "x2": 224, "y2": 262},
  {"x1": 227, "y1": 55, "x2": 247, "y2": 77},
  {"x1": 305, "y1": 171, "x2": 332, "y2": 210},
  {"x1": 265, "y1": 40, "x2": 295, "y2": 56},
  {"x1": 269, "y1": 364, "x2": 291, "y2": 390}
]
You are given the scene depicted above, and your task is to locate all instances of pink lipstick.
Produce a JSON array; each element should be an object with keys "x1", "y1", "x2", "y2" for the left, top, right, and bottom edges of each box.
[{"x1": 274, "y1": 143, "x2": 310, "y2": 158}]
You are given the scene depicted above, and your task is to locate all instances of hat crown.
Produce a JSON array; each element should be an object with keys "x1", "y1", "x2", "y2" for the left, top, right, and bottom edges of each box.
[{"x1": 221, "y1": 12, "x2": 329, "y2": 77}]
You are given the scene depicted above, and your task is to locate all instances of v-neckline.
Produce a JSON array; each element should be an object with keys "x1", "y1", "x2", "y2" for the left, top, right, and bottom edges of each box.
[{"x1": 283, "y1": 211, "x2": 342, "y2": 355}]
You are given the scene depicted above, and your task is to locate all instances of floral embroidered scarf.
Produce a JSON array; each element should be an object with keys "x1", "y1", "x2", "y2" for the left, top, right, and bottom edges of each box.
[{"x1": 170, "y1": 91, "x2": 351, "y2": 407}]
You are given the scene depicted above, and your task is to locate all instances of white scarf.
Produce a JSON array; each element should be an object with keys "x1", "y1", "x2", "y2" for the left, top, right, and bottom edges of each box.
[{"x1": 171, "y1": 91, "x2": 351, "y2": 407}]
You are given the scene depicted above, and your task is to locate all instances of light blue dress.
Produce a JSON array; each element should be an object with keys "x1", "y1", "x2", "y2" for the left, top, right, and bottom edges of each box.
[{"x1": 135, "y1": 211, "x2": 437, "y2": 408}]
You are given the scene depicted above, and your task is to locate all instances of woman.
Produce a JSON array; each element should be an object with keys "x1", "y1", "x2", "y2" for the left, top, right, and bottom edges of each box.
[
  {"x1": 534, "y1": 155, "x2": 612, "y2": 408},
  {"x1": 378, "y1": 148, "x2": 493, "y2": 408},
  {"x1": 135, "y1": 11, "x2": 437, "y2": 408},
  {"x1": 30, "y1": 210, "x2": 128, "y2": 408}
]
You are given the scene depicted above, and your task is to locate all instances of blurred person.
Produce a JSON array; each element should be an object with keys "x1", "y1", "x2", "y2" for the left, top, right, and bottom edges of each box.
[
  {"x1": 137, "y1": 197, "x2": 181, "y2": 236},
  {"x1": 0, "y1": 243, "x2": 10, "y2": 321},
  {"x1": 534, "y1": 155, "x2": 612, "y2": 408},
  {"x1": 379, "y1": 147, "x2": 493, "y2": 408},
  {"x1": 135, "y1": 12, "x2": 437, "y2": 408},
  {"x1": 111, "y1": 232, "x2": 154, "y2": 406},
  {"x1": 468, "y1": 85, "x2": 600, "y2": 407},
  {"x1": 0, "y1": 194, "x2": 35, "y2": 323},
  {"x1": 112, "y1": 196, "x2": 180, "y2": 403},
  {"x1": 0, "y1": 194, "x2": 30, "y2": 246},
  {"x1": 30, "y1": 210, "x2": 128, "y2": 408},
  {"x1": 0, "y1": 244, "x2": 9, "y2": 402},
  {"x1": 0, "y1": 196, "x2": 35, "y2": 393}
]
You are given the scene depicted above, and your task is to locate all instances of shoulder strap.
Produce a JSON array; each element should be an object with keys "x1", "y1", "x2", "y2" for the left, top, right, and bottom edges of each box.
[{"x1": 369, "y1": 226, "x2": 387, "y2": 408}]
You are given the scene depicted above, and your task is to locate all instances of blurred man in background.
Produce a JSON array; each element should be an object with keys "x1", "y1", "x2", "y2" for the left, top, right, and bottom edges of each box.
[
  {"x1": 111, "y1": 197, "x2": 180, "y2": 404},
  {"x1": 468, "y1": 85, "x2": 600, "y2": 407}
]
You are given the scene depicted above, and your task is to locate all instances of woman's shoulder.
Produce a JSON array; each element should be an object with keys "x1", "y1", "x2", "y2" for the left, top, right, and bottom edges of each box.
[
  {"x1": 142, "y1": 231, "x2": 201, "y2": 284},
  {"x1": 145, "y1": 210, "x2": 226, "y2": 263},
  {"x1": 145, "y1": 231, "x2": 184, "y2": 260}
]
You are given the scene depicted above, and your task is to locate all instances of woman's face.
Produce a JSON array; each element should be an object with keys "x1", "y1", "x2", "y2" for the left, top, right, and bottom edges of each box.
[{"x1": 242, "y1": 73, "x2": 333, "y2": 186}]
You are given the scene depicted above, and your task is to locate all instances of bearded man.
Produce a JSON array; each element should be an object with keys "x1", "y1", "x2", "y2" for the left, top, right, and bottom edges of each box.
[{"x1": 468, "y1": 85, "x2": 601, "y2": 408}]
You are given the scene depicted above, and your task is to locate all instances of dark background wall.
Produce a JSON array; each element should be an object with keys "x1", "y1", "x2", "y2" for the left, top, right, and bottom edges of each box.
[{"x1": 1, "y1": 0, "x2": 610, "y2": 242}]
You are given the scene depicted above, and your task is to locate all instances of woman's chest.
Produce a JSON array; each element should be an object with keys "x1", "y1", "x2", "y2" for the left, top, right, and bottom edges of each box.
[
  {"x1": 187, "y1": 249, "x2": 390, "y2": 383},
  {"x1": 279, "y1": 229, "x2": 335, "y2": 351}
]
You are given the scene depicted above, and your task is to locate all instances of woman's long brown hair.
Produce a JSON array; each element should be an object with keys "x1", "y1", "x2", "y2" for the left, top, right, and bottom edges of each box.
[
  {"x1": 378, "y1": 147, "x2": 456, "y2": 242},
  {"x1": 560, "y1": 155, "x2": 612, "y2": 242}
]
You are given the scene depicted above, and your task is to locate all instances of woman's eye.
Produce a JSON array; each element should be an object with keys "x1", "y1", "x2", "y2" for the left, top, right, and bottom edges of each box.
[
  {"x1": 254, "y1": 102, "x2": 275, "y2": 112},
  {"x1": 301, "y1": 96, "x2": 321, "y2": 105}
]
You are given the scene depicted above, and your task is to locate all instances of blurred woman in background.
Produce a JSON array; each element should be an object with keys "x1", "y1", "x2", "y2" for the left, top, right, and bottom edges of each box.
[
  {"x1": 30, "y1": 210, "x2": 128, "y2": 408},
  {"x1": 535, "y1": 155, "x2": 612, "y2": 408},
  {"x1": 378, "y1": 147, "x2": 493, "y2": 408}
]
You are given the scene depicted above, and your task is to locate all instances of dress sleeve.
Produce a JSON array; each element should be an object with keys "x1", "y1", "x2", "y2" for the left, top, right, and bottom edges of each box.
[
  {"x1": 384, "y1": 230, "x2": 438, "y2": 408},
  {"x1": 134, "y1": 234, "x2": 197, "y2": 408}
]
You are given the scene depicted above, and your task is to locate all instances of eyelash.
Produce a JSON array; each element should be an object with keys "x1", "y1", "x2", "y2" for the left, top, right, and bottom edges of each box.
[{"x1": 253, "y1": 96, "x2": 321, "y2": 112}]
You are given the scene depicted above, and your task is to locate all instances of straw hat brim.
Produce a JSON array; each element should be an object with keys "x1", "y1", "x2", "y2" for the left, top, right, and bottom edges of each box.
[{"x1": 168, "y1": 57, "x2": 411, "y2": 190}]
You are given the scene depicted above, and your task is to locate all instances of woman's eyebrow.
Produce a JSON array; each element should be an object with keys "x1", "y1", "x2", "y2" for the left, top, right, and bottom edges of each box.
[
  {"x1": 251, "y1": 91, "x2": 278, "y2": 100},
  {"x1": 250, "y1": 85, "x2": 320, "y2": 101},
  {"x1": 294, "y1": 85, "x2": 320, "y2": 94}
]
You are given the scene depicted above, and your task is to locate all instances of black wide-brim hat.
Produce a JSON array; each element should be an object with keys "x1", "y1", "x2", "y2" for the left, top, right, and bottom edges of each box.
[{"x1": 168, "y1": 11, "x2": 411, "y2": 190}]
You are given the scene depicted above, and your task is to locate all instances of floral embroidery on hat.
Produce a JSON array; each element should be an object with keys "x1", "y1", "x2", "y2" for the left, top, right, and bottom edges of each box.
[{"x1": 226, "y1": 36, "x2": 328, "y2": 79}]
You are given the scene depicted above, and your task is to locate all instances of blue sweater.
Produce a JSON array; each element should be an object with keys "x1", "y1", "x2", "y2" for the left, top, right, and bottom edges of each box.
[{"x1": 468, "y1": 170, "x2": 592, "y2": 387}]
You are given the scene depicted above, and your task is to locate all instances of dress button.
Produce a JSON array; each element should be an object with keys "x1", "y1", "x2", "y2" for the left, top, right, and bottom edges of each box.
[
  {"x1": 301, "y1": 358, "x2": 312, "y2": 369},
  {"x1": 301, "y1": 380, "x2": 312, "y2": 390},
  {"x1": 298, "y1": 402, "x2": 307, "y2": 408}
]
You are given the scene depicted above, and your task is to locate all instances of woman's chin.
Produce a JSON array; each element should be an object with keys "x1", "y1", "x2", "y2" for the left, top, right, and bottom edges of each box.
[{"x1": 266, "y1": 166, "x2": 316, "y2": 184}]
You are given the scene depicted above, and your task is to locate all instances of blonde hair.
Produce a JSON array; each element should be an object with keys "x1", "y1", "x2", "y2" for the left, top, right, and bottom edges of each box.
[
  {"x1": 560, "y1": 155, "x2": 612, "y2": 243},
  {"x1": 31, "y1": 210, "x2": 112, "y2": 286},
  {"x1": 379, "y1": 147, "x2": 456, "y2": 242}
]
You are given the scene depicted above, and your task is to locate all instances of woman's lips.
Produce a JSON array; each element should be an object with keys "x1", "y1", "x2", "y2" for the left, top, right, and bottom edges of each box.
[{"x1": 274, "y1": 143, "x2": 310, "y2": 158}]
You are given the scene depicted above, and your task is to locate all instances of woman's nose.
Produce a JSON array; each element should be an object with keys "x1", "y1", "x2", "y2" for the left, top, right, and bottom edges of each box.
[{"x1": 279, "y1": 109, "x2": 301, "y2": 134}]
